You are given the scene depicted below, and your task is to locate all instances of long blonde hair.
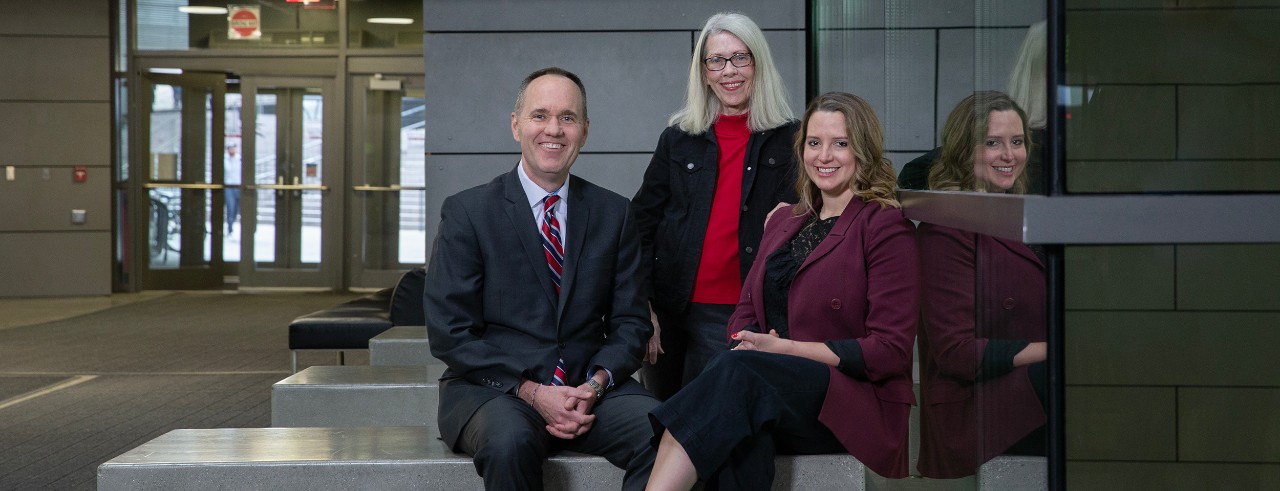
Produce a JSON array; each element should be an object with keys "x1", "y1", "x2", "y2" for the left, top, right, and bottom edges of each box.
[
  {"x1": 928, "y1": 91, "x2": 1031, "y2": 193},
  {"x1": 793, "y1": 92, "x2": 899, "y2": 216},
  {"x1": 669, "y1": 12, "x2": 793, "y2": 134}
]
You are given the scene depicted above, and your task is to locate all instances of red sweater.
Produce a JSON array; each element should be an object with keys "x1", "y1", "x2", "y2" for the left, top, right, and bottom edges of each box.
[{"x1": 691, "y1": 113, "x2": 749, "y2": 304}]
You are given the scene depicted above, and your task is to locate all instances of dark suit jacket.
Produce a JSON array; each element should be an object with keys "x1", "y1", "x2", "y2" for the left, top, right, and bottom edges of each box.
[
  {"x1": 425, "y1": 169, "x2": 653, "y2": 448},
  {"x1": 726, "y1": 198, "x2": 919, "y2": 478},
  {"x1": 916, "y1": 223, "x2": 1047, "y2": 478}
]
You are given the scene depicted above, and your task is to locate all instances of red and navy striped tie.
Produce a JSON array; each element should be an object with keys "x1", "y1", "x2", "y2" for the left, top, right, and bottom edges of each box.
[{"x1": 542, "y1": 194, "x2": 568, "y2": 386}]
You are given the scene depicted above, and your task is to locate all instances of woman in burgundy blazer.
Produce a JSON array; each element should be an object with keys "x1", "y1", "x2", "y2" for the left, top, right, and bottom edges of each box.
[
  {"x1": 646, "y1": 92, "x2": 919, "y2": 489},
  {"x1": 916, "y1": 91, "x2": 1047, "y2": 479}
]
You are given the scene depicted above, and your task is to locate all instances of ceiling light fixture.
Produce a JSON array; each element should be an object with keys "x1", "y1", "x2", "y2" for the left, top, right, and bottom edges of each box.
[
  {"x1": 368, "y1": 18, "x2": 414, "y2": 25},
  {"x1": 178, "y1": 6, "x2": 228, "y2": 15}
]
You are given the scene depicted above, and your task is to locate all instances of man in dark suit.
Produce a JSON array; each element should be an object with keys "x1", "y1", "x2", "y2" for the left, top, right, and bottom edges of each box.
[{"x1": 425, "y1": 67, "x2": 657, "y2": 491}]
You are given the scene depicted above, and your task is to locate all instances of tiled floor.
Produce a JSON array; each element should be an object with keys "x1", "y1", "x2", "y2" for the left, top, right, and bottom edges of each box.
[{"x1": 0, "y1": 291, "x2": 364, "y2": 489}]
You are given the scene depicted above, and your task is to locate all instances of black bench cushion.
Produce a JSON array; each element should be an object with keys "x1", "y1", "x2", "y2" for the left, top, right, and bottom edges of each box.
[
  {"x1": 390, "y1": 267, "x2": 426, "y2": 327},
  {"x1": 288, "y1": 289, "x2": 393, "y2": 350}
]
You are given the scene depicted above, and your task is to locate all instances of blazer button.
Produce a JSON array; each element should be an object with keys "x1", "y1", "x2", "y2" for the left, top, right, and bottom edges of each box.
[
  {"x1": 687, "y1": 163, "x2": 695, "y2": 170},
  {"x1": 768, "y1": 158, "x2": 776, "y2": 165},
  {"x1": 830, "y1": 299, "x2": 842, "y2": 310},
  {"x1": 745, "y1": 246, "x2": 754, "y2": 254},
  {"x1": 1003, "y1": 298, "x2": 1016, "y2": 310},
  {"x1": 747, "y1": 166, "x2": 753, "y2": 171},
  {"x1": 741, "y1": 205, "x2": 749, "y2": 212}
]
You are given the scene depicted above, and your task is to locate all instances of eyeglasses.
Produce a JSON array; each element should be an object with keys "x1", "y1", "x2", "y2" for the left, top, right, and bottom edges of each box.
[{"x1": 703, "y1": 52, "x2": 753, "y2": 71}]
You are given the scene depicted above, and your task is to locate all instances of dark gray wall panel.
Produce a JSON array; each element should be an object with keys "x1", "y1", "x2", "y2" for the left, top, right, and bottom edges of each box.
[
  {"x1": 0, "y1": 232, "x2": 111, "y2": 296},
  {"x1": 0, "y1": 166, "x2": 110, "y2": 231},
  {"x1": 763, "y1": 30, "x2": 807, "y2": 119},
  {"x1": 423, "y1": 1, "x2": 803, "y2": 31},
  {"x1": 424, "y1": 32, "x2": 689, "y2": 154},
  {"x1": 421, "y1": 153, "x2": 650, "y2": 260},
  {"x1": 0, "y1": 37, "x2": 110, "y2": 101},
  {"x1": 0, "y1": 102, "x2": 111, "y2": 165},
  {"x1": 0, "y1": 0, "x2": 109, "y2": 36}
]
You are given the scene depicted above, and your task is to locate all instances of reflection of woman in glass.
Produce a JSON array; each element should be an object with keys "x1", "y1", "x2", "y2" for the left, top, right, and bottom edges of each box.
[
  {"x1": 631, "y1": 12, "x2": 799, "y2": 400},
  {"x1": 646, "y1": 92, "x2": 918, "y2": 489},
  {"x1": 917, "y1": 91, "x2": 1047, "y2": 479}
]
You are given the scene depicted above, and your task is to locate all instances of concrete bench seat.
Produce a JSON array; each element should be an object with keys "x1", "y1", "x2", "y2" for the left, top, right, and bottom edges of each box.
[
  {"x1": 978, "y1": 456, "x2": 1046, "y2": 490},
  {"x1": 272, "y1": 365, "x2": 440, "y2": 428},
  {"x1": 369, "y1": 326, "x2": 434, "y2": 367},
  {"x1": 98, "y1": 427, "x2": 865, "y2": 491}
]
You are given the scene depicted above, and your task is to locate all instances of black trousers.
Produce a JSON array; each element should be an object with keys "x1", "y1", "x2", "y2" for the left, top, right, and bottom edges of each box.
[
  {"x1": 640, "y1": 302, "x2": 735, "y2": 400},
  {"x1": 650, "y1": 350, "x2": 846, "y2": 491},
  {"x1": 456, "y1": 378, "x2": 658, "y2": 491}
]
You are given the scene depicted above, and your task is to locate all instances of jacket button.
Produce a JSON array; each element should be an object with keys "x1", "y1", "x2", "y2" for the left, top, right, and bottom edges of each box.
[
  {"x1": 747, "y1": 166, "x2": 752, "y2": 171},
  {"x1": 830, "y1": 299, "x2": 842, "y2": 310},
  {"x1": 768, "y1": 158, "x2": 776, "y2": 165},
  {"x1": 687, "y1": 163, "x2": 695, "y2": 170},
  {"x1": 745, "y1": 246, "x2": 754, "y2": 254},
  {"x1": 1003, "y1": 298, "x2": 1015, "y2": 310},
  {"x1": 558, "y1": 342, "x2": 566, "y2": 349},
  {"x1": 741, "y1": 205, "x2": 749, "y2": 212}
]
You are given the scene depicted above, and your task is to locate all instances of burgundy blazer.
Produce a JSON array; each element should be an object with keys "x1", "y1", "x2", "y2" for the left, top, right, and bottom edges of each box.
[
  {"x1": 916, "y1": 223, "x2": 1047, "y2": 478},
  {"x1": 726, "y1": 198, "x2": 919, "y2": 478}
]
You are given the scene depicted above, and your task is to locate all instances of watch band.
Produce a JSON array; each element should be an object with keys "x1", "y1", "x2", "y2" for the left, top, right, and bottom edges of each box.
[{"x1": 585, "y1": 379, "x2": 606, "y2": 400}]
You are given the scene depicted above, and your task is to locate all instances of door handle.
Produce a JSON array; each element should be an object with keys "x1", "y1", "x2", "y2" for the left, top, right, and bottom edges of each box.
[
  {"x1": 352, "y1": 184, "x2": 426, "y2": 192},
  {"x1": 145, "y1": 183, "x2": 226, "y2": 190}
]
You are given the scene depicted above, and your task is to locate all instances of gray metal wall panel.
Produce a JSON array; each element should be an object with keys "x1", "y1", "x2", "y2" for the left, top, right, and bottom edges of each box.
[
  {"x1": 0, "y1": 37, "x2": 110, "y2": 101},
  {"x1": 423, "y1": 1, "x2": 803, "y2": 31},
  {"x1": 0, "y1": 0, "x2": 110, "y2": 36},
  {"x1": 763, "y1": 30, "x2": 807, "y2": 119},
  {"x1": 424, "y1": 32, "x2": 689, "y2": 154},
  {"x1": 0, "y1": 167, "x2": 110, "y2": 230},
  {"x1": 0, "y1": 102, "x2": 111, "y2": 166},
  {"x1": 0, "y1": 232, "x2": 111, "y2": 296},
  {"x1": 421, "y1": 153, "x2": 649, "y2": 260}
]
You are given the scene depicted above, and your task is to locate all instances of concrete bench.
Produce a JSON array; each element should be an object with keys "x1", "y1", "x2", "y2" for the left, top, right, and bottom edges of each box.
[
  {"x1": 272, "y1": 365, "x2": 439, "y2": 428},
  {"x1": 978, "y1": 456, "x2": 1046, "y2": 490},
  {"x1": 98, "y1": 427, "x2": 865, "y2": 491},
  {"x1": 369, "y1": 326, "x2": 434, "y2": 367}
]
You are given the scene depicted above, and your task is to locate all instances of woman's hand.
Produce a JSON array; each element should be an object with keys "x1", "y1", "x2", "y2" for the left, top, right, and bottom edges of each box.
[
  {"x1": 645, "y1": 304, "x2": 664, "y2": 364},
  {"x1": 731, "y1": 329, "x2": 786, "y2": 354}
]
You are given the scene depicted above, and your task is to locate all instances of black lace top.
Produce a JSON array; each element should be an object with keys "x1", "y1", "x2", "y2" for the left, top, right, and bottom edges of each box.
[{"x1": 761, "y1": 215, "x2": 839, "y2": 339}]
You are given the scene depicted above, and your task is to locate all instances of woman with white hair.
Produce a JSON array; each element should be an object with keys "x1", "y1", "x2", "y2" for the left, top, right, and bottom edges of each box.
[{"x1": 631, "y1": 12, "x2": 799, "y2": 400}]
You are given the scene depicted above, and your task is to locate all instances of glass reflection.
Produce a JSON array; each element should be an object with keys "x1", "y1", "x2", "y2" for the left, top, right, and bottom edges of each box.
[
  {"x1": 897, "y1": 22, "x2": 1048, "y2": 194},
  {"x1": 916, "y1": 93, "x2": 1047, "y2": 476}
]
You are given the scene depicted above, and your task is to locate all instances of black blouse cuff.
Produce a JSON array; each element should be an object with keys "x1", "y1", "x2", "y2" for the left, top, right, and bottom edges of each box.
[
  {"x1": 824, "y1": 339, "x2": 867, "y2": 380},
  {"x1": 979, "y1": 339, "x2": 1030, "y2": 381}
]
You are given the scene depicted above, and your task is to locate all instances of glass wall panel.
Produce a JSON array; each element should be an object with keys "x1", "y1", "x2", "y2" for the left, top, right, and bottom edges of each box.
[
  {"x1": 813, "y1": 1, "x2": 1048, "y2": 196},
  {"x1": 813, "y1": 1, "x2": 1049, "y2": 486}
]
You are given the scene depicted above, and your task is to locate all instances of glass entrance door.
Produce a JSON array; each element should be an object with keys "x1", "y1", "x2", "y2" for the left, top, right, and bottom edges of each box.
[
  {"x1": 238, "y1": 77, "x2": 341, "y2": 289},
  {"x1": 348, "y1": 74, "x2": 426, "y2": 288},
  {"x1": 136, "y1": 72, "x2": 229, "y2": 290}
]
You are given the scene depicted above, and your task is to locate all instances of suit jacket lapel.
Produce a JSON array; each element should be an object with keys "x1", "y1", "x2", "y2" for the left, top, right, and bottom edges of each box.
[
  {"x1": 502, "y1": 170, "x2": 558, "y2": 306},
  {"x1": 557, "y1": 176, "x2": 589, "y2": 318},
  {"x1": 797, "y1": 198, "x2": 868, "y2": 273}
]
